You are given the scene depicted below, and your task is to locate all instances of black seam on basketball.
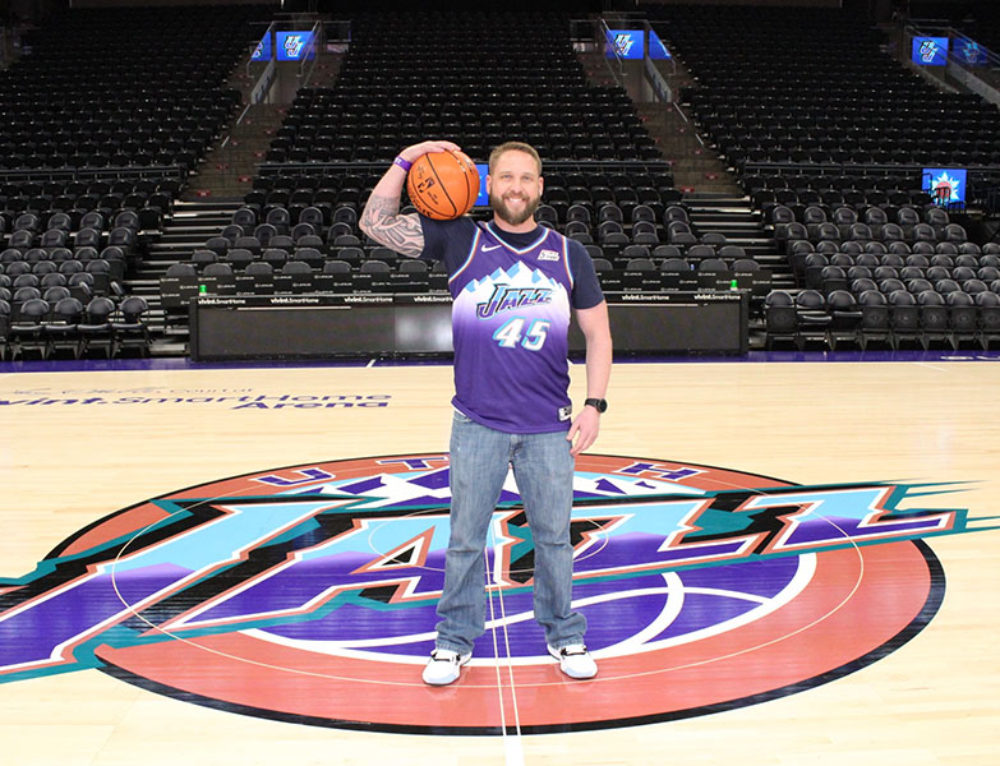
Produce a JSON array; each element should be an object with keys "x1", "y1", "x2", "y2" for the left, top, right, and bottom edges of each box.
[{"x1": 426, "y1": 154, "x2": 460, "y2": 218}]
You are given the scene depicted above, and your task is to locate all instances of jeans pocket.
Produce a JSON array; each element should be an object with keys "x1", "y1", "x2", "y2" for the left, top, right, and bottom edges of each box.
[{"x1": 452, "y1": 408, "x2": 474, "y2": 424}]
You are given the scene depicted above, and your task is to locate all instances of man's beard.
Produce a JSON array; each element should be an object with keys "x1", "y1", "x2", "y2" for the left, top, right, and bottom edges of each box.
[{"x1": 490, "y1": 191, "x2": 540, "y2": 226}]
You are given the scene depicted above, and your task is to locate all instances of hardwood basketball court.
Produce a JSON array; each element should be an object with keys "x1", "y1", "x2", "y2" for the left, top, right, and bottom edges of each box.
[{"x1": 1, "y1": 354, "x2": 998, "y2": 765}]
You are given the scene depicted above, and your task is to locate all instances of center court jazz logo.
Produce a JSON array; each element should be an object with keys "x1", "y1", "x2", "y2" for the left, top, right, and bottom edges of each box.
[{"x1": 0, "y1": 455, "x2": 992, "y2": 734}]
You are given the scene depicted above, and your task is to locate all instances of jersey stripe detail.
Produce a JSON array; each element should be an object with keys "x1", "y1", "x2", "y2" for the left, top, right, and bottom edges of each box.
[
  {"x1": 449, "y1": 226, "x2": 482, "y2": 286},
  {"x1": 560, "y1": 233, "x2": 574, "y2": 289}
]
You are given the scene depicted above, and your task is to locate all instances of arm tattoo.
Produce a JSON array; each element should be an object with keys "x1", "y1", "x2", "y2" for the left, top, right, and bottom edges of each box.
[{"x1": 360, "y1": 194, "x2": 425, "y2": 257}]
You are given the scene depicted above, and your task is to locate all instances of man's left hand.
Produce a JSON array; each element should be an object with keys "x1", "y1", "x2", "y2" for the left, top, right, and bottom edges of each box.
[{"x1": 567, "y1": 406, "x2": 601, "y2": 457}]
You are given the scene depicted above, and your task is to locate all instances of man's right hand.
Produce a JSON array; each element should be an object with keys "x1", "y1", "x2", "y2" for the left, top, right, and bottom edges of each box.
[{"x1": 398, "y1": 140, "x2": 463, "y2": 164}]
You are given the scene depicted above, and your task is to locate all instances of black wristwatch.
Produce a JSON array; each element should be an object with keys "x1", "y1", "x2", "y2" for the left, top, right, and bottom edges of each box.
[{"x1": 584, "y1": 398, "x2": 608, "y2": 413}]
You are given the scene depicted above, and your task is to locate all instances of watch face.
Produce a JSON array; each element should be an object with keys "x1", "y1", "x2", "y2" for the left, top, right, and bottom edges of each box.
[{"x1": 587, "y1": 398, "x2": 608, "y2": 413}]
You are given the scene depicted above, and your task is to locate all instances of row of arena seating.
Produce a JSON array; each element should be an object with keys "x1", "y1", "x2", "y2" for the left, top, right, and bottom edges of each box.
[
  {"x1": 764, "y1": 286, "x2": 1000, "y2": 351},
  {"x1": 187, "y1": 236, "x2": 760, "y2": 277},
  {"x1": 771, "y1": 211, "x2": 968, "y2": 247},
  {"x1": 271, "y1": 86, "x2": 657, "y2": 164},
  {"x1": 198, "y1": 201, "x2": 757, "y2": 269},
  {"x1": 765, "y1": 201, "x2": 951, "y2": 226},
  {"x1": 775, "y1": 219, "x2": 974, "y2": 250},
  {"x1": 0, "y1": 294, "x2": 149, "y2": 361},
  {"x1": 0, "y1": 183, "x2": 175, "y2": 228},
  {"x1": 2, "y1": 207, "x2": 151, "y2": 234},
  {"x1": 749, "y1": 185, "x2": 933, "y2": 208},
  {"x1": 227, "y1": 196, "x2": 697, "y2": 240},
  {"x1": 250, "y1": 167, "x2": 675, "y2": 193},
  {"x1": 245, "y1": 165, "x2": 680, "y2": 227}
]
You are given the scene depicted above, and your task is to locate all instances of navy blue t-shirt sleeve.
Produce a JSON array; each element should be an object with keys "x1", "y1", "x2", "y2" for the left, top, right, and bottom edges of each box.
[
  {"x1": 418, "y1": 215, "x2": 477, "y2": 274},
  {"x1": 568, "y1": 240, "x2": 605, "y2": 310}
]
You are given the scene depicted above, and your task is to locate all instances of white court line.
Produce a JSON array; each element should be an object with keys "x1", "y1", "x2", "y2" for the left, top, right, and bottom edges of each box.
[
  {"x1": 485, "y1": 526, "x2": 525, "y2": 766},
  {"x1": 914, "y1": 361, "x2": 953, "y2": 372}
]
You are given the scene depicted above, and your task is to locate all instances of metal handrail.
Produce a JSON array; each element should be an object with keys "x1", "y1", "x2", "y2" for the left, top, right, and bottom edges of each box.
[
  {"x1": 598, "y1": 17, "x2": 626, "y2": 86},
  {"x1": 297, "y1": 21, "x2": 322, "y2": 86}
]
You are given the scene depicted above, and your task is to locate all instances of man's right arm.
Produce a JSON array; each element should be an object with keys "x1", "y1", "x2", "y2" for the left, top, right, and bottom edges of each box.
[{"x1": 359, "y1": 140, "x2": 461, "y2": 258}]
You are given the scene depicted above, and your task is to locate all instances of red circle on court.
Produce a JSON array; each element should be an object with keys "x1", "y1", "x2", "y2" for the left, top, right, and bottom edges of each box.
[{"x1": 51, "y1": 455, "x2": 942, "y2": 734}]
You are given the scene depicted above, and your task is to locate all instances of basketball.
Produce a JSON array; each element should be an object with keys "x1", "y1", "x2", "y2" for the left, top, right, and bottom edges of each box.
[{"x1": 406, "y1": 150, "x2": 480, "y2": 221}]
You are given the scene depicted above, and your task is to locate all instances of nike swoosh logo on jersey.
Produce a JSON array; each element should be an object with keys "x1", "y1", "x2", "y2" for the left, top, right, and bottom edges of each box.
[{"x1": 481, "y1": 244, "x2": 502, "y2": 252}]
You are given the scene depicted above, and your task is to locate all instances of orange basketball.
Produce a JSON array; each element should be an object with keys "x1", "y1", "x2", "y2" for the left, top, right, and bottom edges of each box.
[{"x1": 405, "y1": 150, "x2": 480, "y2": 221}]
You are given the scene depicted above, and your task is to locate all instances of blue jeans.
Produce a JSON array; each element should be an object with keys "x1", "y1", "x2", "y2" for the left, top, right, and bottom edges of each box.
[{"x1": 435, "y1": 410, "x2": 586, "y2": 655}]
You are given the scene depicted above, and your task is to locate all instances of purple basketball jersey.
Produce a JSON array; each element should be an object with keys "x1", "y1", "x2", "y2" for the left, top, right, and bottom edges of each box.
[{"x1": 421, "y1": 218, "x2": 603, "y2": 433}]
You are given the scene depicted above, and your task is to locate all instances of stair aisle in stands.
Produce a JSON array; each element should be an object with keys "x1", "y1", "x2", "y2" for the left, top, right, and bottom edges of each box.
[{"x1": 128, "y1": 200, "x2": 241, "y2": 355}]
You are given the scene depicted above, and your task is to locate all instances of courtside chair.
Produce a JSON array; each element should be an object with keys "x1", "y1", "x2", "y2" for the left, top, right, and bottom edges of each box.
[
  {"x1": 111, "y1": 296, "x2": 150, "y2": 357},
  {"x1": 44, "y1": 296, "x2": 85, "y2": 358},
  {"x1": 7, "y1": 297, "x2": 50, "y2": 359},
  {"x1": 765, "y1": 290, "x2": 797, "y2": 349}
]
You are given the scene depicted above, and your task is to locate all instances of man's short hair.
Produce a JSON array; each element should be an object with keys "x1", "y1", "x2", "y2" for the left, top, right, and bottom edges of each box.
[{"x1": 488, "y1": 141, "x2": 542, "y2": 176}]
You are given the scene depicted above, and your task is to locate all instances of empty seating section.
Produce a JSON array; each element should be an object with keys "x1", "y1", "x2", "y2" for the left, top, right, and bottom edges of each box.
[
  {"x1": 640, "y1": 4, "x2": 1000, "y2": 350},
  {"x1": 165, "y1": 11, "x2": 756, "y2": 315},
  {"x1": 652, "y1": 5, "x2": 1000, "y2": 197},
  {"x1": 0, "y1": 6, "x2": 264, "y2": 174},
  {"x1": 6, "y1": 5, "x2": 970, "y2": 355},
  {"x1": 0, "y1": 5, "x2": 269, "y2": 359},
  {"x1": 267, "y1": 12, "x2": 659, "y2": 166},
  {"x1": 0, "y1": 205, "x2": 151, "y2": 359},
  {"x1": 763, "y1": 197, "x2": 1000, "y2": 349}
]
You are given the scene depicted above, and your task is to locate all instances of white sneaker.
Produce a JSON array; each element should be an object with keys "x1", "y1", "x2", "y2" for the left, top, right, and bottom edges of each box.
[
  {"x1": 422, "y1": 648, "x2": 472, "y2": 686},
  {"x1": 548, "y1": 644, "x2": 598, "y2": 679}
]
